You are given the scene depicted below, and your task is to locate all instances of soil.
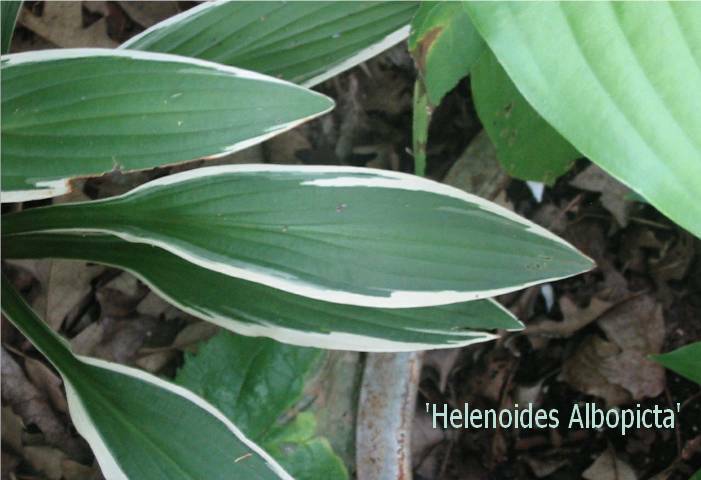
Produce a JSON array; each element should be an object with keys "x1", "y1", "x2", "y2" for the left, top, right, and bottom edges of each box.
[{"x1": 2, "y1": 2, "x2": 700, "y2": 480}]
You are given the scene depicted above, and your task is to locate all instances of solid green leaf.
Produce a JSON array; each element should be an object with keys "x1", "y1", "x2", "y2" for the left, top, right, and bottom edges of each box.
[
  {"x1": 1, "y1": 1, "x2": 22, "y2": 54},
  {"x1": 0, "y1": 278, "x2": 291, "y2": 480},
  {"x1": 2, "y1": 164, "x2": 594, "y2": 309},
  {"x1": 411, "y1": 80, "x2": 430, "y2": 176},
  {"x1": 261, "y1": 413, "x2": 346, "y2": 480},
  {"x1": 465, "y1": 2, "x2": 701, "y2": 237},
  {"x1": 2, "y1": 232, "x2": 519, "y2": 351},
  {"x1": 408, "y1": 2, "x2": 484, "y2": 175},
  {"x1": 0, "y1": 49, "x2": 333, "y2": 202},
  {"x1": 409, "y1": 1, "x2": 483, "y2": 106},
  {"x1": 122, "y1": 1, "x2": 417, "y2": 87},
  {"x1": 652, "y1": 342, "x2": 701, "y2": 385},
  {"x1": 176, "y1": 332, "x2": 347, "y2": 480},
  {"x1": 471, "y1": 48, "x2": 579, "y2": 185}
]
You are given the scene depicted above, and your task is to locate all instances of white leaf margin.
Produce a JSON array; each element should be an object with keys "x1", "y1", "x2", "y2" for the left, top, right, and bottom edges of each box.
[
  {"x1": 16, "y1": 164, "x2": 594, "y2": 309},
  {"x1": 120, "y1": 0, "x2": 411, "y2": 88},
  {"x1": 65, "y1": 355, "x2": 293, "y2": 480},
  {"x1": 6, "y1": 231, "x2": 512, "y2": 351},
  {"x1": 0, "y1": 48, "x2": 334, "y2": 203}
]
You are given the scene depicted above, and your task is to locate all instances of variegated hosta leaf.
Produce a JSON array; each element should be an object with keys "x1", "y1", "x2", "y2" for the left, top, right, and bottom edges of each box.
[
  {"x1": 2, "y1": 165, "x2": 594, "y2": 309},
  {"x1": 176, "y1": 332, "x2": 348, "y2": 479},
  {"x1": 3, "y1": 232, "x2": 519, "y2": 351},
  {"x1": 0, "y1": 49, "x2": 333, "y2": 202},
  {"x1": 0, "y1": 278, "x2": 291, "y2": 480},
  {"x1": 122, "y1": 1, "x2": 417, "y2": 87},
  {"x1": 465, "y1": 2, "x2": 701, "y2": 238}
]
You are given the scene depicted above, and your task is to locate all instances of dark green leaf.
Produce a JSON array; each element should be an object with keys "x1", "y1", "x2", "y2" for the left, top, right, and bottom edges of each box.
[
  {"x1": 123, "y1": 2, "x2": 417, "y2": 87},
  {"x1": 0, "y1": 278, "x2": 290, "y2": 480},
  {"x1": 3, "y1": 232, "x2": 519, "y2": 351},
  {"x1": 1, "y1": 1, "x2": 22, "y2": 54},
  {"x1": 2, "y1": 165, "x2": 594, "y2": 309},
  {"x1": 0, "y1": 49, "x2": 332, "y2": 202}
]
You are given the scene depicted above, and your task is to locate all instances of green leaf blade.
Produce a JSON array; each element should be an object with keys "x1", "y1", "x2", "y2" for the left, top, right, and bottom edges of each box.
[
  {"x1": 0, "y1": 279, "x2": 290, "y2": 480},
  {"x1": 1, "y1": 1, "x2": 22, "y2": 54},
  {"x1": 122, "y1": 1, "x2": 418, "y2": 87},
  {"x1": 409, "y1": 1, "x2": 483, "y2": 106},
  {"x1": 465, "y1": 1, "x2": 701, "y2": 237},
  {"x1": 652, "y1": 342, "x2": 701, "y2": 385},
  {"x1": 471, "y1": 49, "x2": 579, "y2": 185},
  {"x1": 176, "y1": 332, "x2": 348, "y2": 480},
  {"x1": 3, "y1": 232, "x2": 519, "y2": 351},
  {"x1": 2, "y1": 165, "x2": 594, "y2": 309},
  {"x1": 1, "y1": 49, "x2": 333, "y2": 202}
]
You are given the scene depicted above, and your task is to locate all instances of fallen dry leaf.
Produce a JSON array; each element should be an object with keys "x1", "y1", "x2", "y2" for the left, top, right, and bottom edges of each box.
[
  {"x1": 582, "y1": 447, "x2": 637, "y2": 480},
  {"x1": 571, "y1": 164, "x2": 633, "y2": 227},
  {"x1": 0, "y1": 348, "x2": 83, "y2": 457},
  {"x1": 423, "y1": 347, "x2": 462, "y2": 392},
  {"x1": 559, "y1": 336, "x2": 631, "y2": 407},
  {"x1": 46, "y1": 261, "x2": 103, "y2": 330},
  {"x1": 118, "y1": 1, "x2": 180, "y2": 28},
  {"x1": 135, "y1": 292, "x2": 172, "y2": 319},
  {"x1": 598, "y1": 296, "x2": 665, "y2": 354},
  {"x1": 560, "y1": 296, "x2": 667, "y2": 402},
  {"x1": 171, "y1": 321, "x2": 220, "y2": 353},
  {"x1": 524, "y1": 455, "x2": 568, "y2": 478},
  {"x1": 2, "y1": 406, "x2": 25, "y2": 454},
  {"x1": 19, "y1": 1, "x2": 117, "y2": 48},
  {"x1": 70, "y1": 321, "x2": 105, "y2": 356},
  {"x1": 96, "y1": 272, "x2": 147, "y2": 318},
  {"x1": 24, "y1": 357, "x2": 68, "y2": 415},
  {"x1": 604, "y1": 350, "x2": 665, "y2": 400},
  {"x1": 443, "y1": 131, "x2": 510, "y2": 202},
  {"x1": 24, "y1": 445, "x2": 68, "y2": 480},
  {"x1": 526, "y1": 296, "x2": 614, "y2": 338}
]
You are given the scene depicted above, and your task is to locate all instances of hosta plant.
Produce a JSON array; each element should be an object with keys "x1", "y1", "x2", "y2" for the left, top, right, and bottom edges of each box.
[{"x1": 0, "y1": 2, "x2": 595, "y2": 478}]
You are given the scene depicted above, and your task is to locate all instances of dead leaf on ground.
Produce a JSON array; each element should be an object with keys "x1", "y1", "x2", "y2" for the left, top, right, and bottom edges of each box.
[
  {"x1": 468, "y1": 350, "x2": 516, "y2": 403},
  {"x1": 19, "y1": 2, "x2": 117, "y2": 48},
  {"x1": 604, "y1": 350, "x2": 665, "y2": 400},
  {"x1": 571, "y1": 164, "x2": 633, "y2": 227},
  {"x1": 443, "y1": 131, "x2": 510, "y2": 202},
  {"x1": 598, "y1": 296, "x2": 665, "y2": 354},
  {"x1": 1, "y1": 349, "x2": 88, "y2": 460},
  {"x1": 423, "y1": 348, "x2": 462, "y2": 392},
  {"x1": 118, "y1": 1, "x2": 180, "y2": 28},
  {"x1": 24, "y1": 445, "x2": 68, "y2": 480},
  {"x1": 524, "y1": 454, "x2": 569, "y2": 478},
  {"x1": 24, "y1": 357, "x2": 68, "y2": 414},
  {"x1": 70, "y1": 321, "x2": 105, "y2": 356},
  {"x1": 62, "y1": 458, "x2": 102, "y2": 480},
  {"x1": 46, "y1": 261, "x2": 104, "y2": 330},
  {"x1": 2, "y1": 406, "x2": 25, "y2": 454},
  {"x1": 526, "y1": 296, "x2": 614, "y2": 339},
  {"x1": 650, "y1": 232, "x2": 695, "y2": 286},
  {"x1": 136, "y1": 291, "x2": 176, "y2": 319},
  {"x1": 559, "y1": 336, "x2": 631, "y2": 407},
  {"x1": 560, "y1": 297, "x2": 667, "y2": 402},
  {"x1": 96, "y1": 272, "x2": 147, "y2": 318},
  {"x1": 170, "y1": 321, "x2": 220, "y2": 353},
  {"x1": 93, "y1": 316, "x2": 161, "y2": 364},
  {"x1": 582, "y1": 447, "x2": 637, "y2": 480}
]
